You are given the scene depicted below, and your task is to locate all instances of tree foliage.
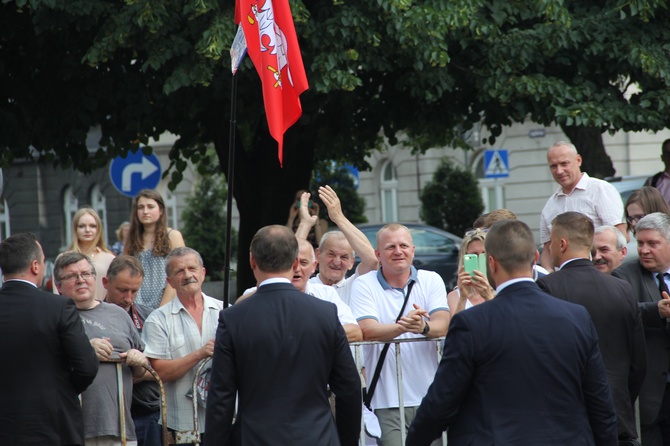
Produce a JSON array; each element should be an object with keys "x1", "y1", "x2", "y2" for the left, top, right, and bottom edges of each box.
[
  {"x1": 2, "y1": 0, "x2": 670, "y2": 292},
  {"x1": 420, "y1": 159, "x2": 484, "y2": 236},
  {"x1": 310, "y1": 161, "x2": 367, "y2": 225},
  {"x1": 181, "y1": 154, "x2": 237, "y2": 281}
]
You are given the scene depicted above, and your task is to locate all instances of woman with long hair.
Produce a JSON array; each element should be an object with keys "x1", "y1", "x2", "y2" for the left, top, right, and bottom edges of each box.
[
  {"x1": 55, "y1": 208, "x2": 115, "y2": 301},
  {"x1": 447, "y1": 228, "x2": 495, "y2": 315},
  {"x1": 124, "y1": 189, "x2": 185, "y2": 309}
]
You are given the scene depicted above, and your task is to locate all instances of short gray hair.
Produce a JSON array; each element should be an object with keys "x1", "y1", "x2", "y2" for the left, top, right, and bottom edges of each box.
[
  {"x1": 594, "y1": 226, "x2": 627, "y2": 250},
  {"x1": 548, "y1": 141, "x2": 578, "y2": 156},
  {"x1": 165, "y1": 247, "x2": 204, "y2": 276},
  {"x1": 318, "y1": 230, "x2": 355, "y2": 257},
  {"x1": 54, "y1": 252, "x2": 96, "y2": 287},
  {"x1": 636, "y1": 212, "x2": 670, "y2": 241}
]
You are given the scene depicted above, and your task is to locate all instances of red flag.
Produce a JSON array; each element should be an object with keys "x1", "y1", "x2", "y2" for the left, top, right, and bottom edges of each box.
[{"x1": 235, "y1": 0, "x2": 308, "y2": 166}]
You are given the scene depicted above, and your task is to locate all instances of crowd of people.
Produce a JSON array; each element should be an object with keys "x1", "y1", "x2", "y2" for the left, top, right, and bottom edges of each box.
[{"x1": 3, "y1": 139, "x2": 670, "y2": 446}]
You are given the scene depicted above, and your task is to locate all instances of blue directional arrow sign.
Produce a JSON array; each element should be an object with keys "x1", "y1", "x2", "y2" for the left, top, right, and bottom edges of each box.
[
  {"x1": 484, "y1": 149, "x2": 510, "y2": 179},
  {"x1": 109, "y1": 150, "x2": 162, "y2": 197}
]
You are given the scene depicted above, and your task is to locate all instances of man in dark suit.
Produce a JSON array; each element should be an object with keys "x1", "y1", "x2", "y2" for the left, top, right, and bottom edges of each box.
[
  {"x1": 406, "y1": 219, "x2": 617, "y2": 446},
  {"x1": 612, "y1": 212, "x2": 670, "y2": 446},
  {"x1": 537, "y1": 211, "x2": 646, "y2": 444},
  {"x1": 0, "y1": 233, "x2": 99, "y2": 445},
  {"x1": 205, "y1": 225, "x2": 362, "y2": 446}
]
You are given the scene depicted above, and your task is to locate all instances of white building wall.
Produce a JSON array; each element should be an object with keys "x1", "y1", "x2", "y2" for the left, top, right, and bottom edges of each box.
[{"x1": 358, "y1": 120, "x2": 670, "y2": 242}]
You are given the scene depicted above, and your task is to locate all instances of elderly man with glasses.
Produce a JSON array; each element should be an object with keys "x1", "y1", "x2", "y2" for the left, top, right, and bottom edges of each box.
[{"x1": 55, "y1": 252, "x2": 148, "y2": 446}]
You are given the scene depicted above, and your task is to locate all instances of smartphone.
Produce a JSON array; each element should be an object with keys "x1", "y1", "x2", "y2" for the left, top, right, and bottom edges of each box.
[
  {"x1": 478, "y1": 253, "x2": 487, "y2": 277},
  {"x1": 463, "y1": 254, "x2": 479, "y2": 276},
  {"x1": 295, "y1": 199, "x2": 313, "y2": 209}
]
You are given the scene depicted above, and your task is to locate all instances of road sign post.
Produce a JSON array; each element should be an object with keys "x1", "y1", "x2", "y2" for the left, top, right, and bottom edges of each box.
[
  {"x1": 484, "y1": 150, "x2": 510, "y2": 179},
  {"x1": 109, "y1": 151, "x2": 162, "y2": 198}
]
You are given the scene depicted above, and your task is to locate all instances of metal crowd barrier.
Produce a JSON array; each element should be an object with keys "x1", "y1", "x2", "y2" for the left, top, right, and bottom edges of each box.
[{"x1": 350, "y1": 337, "x2": 447, "y2": 446}]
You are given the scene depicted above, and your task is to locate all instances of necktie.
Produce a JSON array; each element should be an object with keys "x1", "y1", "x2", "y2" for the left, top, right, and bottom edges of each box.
[{"x1": 658, "y1": 272, "x2": 670, "y2": 298}]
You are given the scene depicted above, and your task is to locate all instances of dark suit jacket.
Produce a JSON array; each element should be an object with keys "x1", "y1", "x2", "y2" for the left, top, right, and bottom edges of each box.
[
  {"x1": 406, "y1": 280, "x2": 617, "y2": 446},
  {"x1": 537, "y1": 259, "x2": 647, "y2": 439},
  {"x1": 204, "y1": 282, "x2": 362, "y2": 446},
  {"x1": 613, "y1": 262, "x2": 670, "y2": 425},
  {"x1": 0, "y1": 280, "x2": 99, "y2": 445}
]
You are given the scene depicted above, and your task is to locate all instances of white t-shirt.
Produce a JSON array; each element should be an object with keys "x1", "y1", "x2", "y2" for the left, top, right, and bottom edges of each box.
[
  {"x1": 540, "y1": 172, "x2": 624, "y2": 244},
  {"x1": 242, "y1": 282, "x2": 356, "y2": 326},
  {"x1": 309, "y1": 266, "x2": 361, "y2": 307},
  {"x1": 350, "y1": 267, "x2": 449, "y2": 409}
]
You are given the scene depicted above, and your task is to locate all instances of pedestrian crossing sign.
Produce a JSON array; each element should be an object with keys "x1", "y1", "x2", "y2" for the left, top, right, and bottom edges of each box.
[{"x1": 484, "y1": 150, "x2": 509, "y2": 178}]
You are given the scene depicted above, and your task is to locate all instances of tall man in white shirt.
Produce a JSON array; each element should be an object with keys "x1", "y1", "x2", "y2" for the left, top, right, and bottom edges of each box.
[{"x1": 539, "y1": 141, "x2": 627, "y2": 271}]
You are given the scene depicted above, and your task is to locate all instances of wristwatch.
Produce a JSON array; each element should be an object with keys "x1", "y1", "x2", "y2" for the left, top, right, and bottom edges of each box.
[{"x1": 421, "y1": 321, "x2": 430, "y2": 336}]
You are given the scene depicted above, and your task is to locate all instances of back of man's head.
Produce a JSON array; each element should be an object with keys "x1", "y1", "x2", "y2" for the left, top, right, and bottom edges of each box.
[
  {"x1": 251, "y1": 225, "x2": 299, "y2": 273},
  {"x1": 473, "y1": 209, "x2": 518, "y2": 229},
  {"x1": 636, "y1": 212, "x2": 670, "y2": 240},
  {"x1": 107, "y1": 255, "x2": 144, "y2": 281},
  {"x1": 485, "y1": 220, "x2": 536, "y2": 274},
  {"x1": 0, "y1": 233, "x2": 41, "y2": 276},
  {"x1": 552, "y1": 212, "x2": 595, "y2": 251}
]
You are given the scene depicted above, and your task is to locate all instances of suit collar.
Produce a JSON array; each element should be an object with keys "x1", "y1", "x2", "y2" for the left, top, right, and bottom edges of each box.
[
  {"x1": 1, "y1": 279, "x2": 39, "y2": 289},
  {"x1": 557, "y1": 258, "x2": 594, "y2": 270},
  {"x1": 496, "y1": 277, "x2": 535, "y2": 294},
  {"x1": 256, "y1": 282, "x2": 297, "y2": 293}
]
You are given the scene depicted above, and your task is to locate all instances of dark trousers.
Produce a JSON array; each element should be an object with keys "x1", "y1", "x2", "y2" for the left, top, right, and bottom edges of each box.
[
  {"x1": 132, "y1": 410, "x2": 162, "y2": 446},
  {"x1": 641, "y1": 384, "x2": 670, "y2": 446}
]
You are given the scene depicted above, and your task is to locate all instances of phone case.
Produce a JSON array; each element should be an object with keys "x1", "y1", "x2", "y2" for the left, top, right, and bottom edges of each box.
[
  {"x1": 478, "y1": 253, "x2": 487, "y2": 277},
  {"x1": 463, "y1": 254, "x2": 479, "y2": 276}
]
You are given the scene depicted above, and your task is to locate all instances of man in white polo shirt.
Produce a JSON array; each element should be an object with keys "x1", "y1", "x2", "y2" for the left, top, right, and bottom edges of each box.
[
  {"x1": 350, "y1": 223, "x2": 450, "y2": 446},
  {"x1": 539, "y1": 141, "x2": 626, "y2": 271}
]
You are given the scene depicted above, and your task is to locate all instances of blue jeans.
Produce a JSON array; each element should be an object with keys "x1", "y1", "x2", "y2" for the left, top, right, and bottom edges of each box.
[{"x1": 132, "y1": 410, "x2": 161, "y2": 446}]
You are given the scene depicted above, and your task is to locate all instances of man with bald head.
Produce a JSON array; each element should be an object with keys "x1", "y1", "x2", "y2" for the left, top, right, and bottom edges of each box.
[
  {"x1": 205, "y1": 225, "x2": 361, "y2": 446},
  {"x1": 239, "y1": 237, "x2": 362, "y2": 342},
  {"x1": 539, "y1": 141, "x2": 626, "y2": 270}
]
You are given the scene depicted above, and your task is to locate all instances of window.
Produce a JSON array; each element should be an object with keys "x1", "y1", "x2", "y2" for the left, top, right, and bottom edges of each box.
[
  {"x1": 165, "y1": 189, "x2": 178, "y2": 229},
  {"x1": 0, "y1": 199, "x2": 10, "y2": 240},
  {"x1": 63, "y1": 187, "x2": 79, "y2": 249},
  {"x1": 380, "y1": 160, "x2": 398, "y2": 222},
  {"x1": 90, "y1": 185, "x2": 109, "y2": 246},
  {"x1": 412, "y1": 229, "x2": 456, "y2": 254}
]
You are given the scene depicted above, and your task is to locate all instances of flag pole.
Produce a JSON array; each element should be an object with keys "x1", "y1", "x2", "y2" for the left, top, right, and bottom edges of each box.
[
  {"x1": 223, "y1": 71, "x2": 237, "y2": 309},
  {"x1": 224, "y1": 25, "x2": 247, "y2": 308}
]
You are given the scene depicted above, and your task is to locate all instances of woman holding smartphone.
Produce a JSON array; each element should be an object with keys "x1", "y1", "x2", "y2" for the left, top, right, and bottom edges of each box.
[{"x1": 447, "y1": 228, "x2": 495, "y2": 315}]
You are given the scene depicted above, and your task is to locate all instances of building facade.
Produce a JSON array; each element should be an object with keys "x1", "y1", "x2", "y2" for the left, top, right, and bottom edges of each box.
[{"x1": 358, "y1": 121, "x2": 670, "y2": 240}]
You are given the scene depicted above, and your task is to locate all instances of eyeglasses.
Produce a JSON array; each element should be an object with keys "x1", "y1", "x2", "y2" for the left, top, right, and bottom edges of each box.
[
  {"x1": 626, "y1": 214, "x2": 646, "y2": 225},
  {"x1": 60, "y1": 271, "x2": 96, "y2": 283},
  {"x1": 464, "y1": 228, "x2": 488, "y2": 237}
]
